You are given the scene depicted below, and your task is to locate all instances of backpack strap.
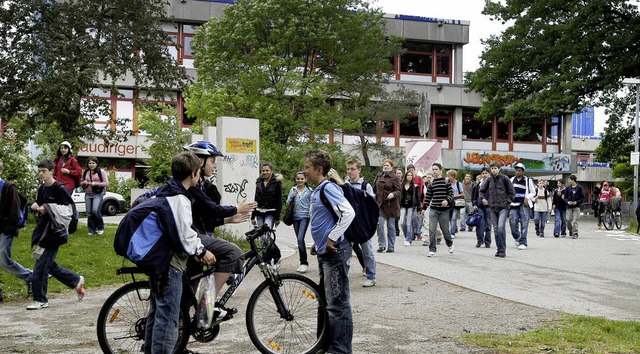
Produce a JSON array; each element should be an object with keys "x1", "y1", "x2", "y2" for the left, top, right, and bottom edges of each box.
[{"x1": 318, "y1": 181, "x2": 339, "y2": 222}]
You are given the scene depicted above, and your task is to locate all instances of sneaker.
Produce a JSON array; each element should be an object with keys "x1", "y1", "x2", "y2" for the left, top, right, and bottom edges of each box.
[
  {"x1": 403, "y1": 241, "x2": 411, "y2": 246},
  {"x1": 75, "y1": 276, "x2": 85, "y2": 301},
  {"x1": 362, "y1": 279, "x2": 376, "y2": 287},
  {"x1": 451, "y1": 234, "x2": 456, "y2": 239},
  {"x1": 561, "y1": 234, "x2": 567, "y2": 238},
  {"x1": 97, "y1": 230, "x2": 104, "y2": 235},
  {"x1": 495, "y1": 251, "x2": 506, "y2": 258},
  {"x1": 423, "y1": 240, "x2": 429, "y2": 246},
  {"x1": 485, "y1": 244, "x2": 491, "y2": 248},
  {"x1": 377, "y1": 247, "x2": 386, "y2": 253},
  {"x1": 436, "y1": 239, "x2": 442, "y2": 244},
  {"x1": 427, "y1": 251, "x2": 435, "y2": 257},
  {"x1": 514, "y1": 238, "x2": 521, "y2": 247},
  {"x1": 448, "y1": 245, "x2": 455, "y2": 254},
  {"x1": 362, "y1": 268, "x2": 367, "y2": 277},
  {"x1": 539, "y1": 234, "x2": 545, "y2": 238},
  {"x1": 296, "y1": 264, "x2": 308, "y2": 273},
  {"x1": 475, "y1": 242, "x2": 482, "y2": 248},
  {"x1": 88, "y1": 232, "x2": 96, "y2": 236},
  {"x1": 518, "y1": 244, "x2": 527, "y2": 250},
  {"x1": 460, "y1": 228, "x2": 466, "y2": 232},
  {"x1": 26, "y1": 301, "x2": 49, "y2": 310},
  {"x1": 386, "y1": 249, "x2": 394, "y2": 253},
  {"x1": 554, "y1": 234, "x2": 559, "y2": 238}
]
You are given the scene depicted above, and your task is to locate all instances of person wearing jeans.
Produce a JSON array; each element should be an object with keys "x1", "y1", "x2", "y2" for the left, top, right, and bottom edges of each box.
[
  {"x1": 472, "y1": 167, "x2": 492, "y2": 248},
  {"x1": 373, "y1": 159, "x2": 401, "y2": 253},
  {"x1": 480, "y1": 161, "x2": 515, "y2": 258},
  {"x1": 81, "y1": 156, "x2": 108, "y2": 235},
  {"x1": 532, "y1": 179, "x2": 552, "y2": 239},
  {"x1": 422, "y1": 163, "x2": 454, "y2": 257},
  {"x1": 286, "y1": 171, "x2": 312, "y2": 273},
  {"x1": 552, "y1": 179, "x2": 568, "y2": 237},
  {"x1": 564, "y1": 175, "x2": 585, "y2": 239},
  {"x1": 509, "y1": 163, "x2": 536, "y2": 249}
]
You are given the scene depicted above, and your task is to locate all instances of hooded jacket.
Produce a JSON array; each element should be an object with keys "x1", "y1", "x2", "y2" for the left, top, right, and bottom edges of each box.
[{"x1": 252, "y1": 174, "x2": 283, "y2": 221}]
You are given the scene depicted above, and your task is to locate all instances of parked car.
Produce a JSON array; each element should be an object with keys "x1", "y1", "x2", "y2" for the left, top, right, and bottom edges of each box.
[{"x1": 72, "y1": 187, "x2": 127, "y2": 216}]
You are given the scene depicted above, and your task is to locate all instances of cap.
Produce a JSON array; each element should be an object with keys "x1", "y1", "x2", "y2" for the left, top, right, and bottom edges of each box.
[
  {"x1": 514, "y1": 162, "x2": 525, "y2": 171},
  {"x1": 60, "y1": 141, "x2": 72, "y2": 150}
]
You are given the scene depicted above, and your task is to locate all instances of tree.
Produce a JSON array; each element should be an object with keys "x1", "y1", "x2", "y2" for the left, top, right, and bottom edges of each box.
[
  {"x1": 0, "y1": 0, "x2": 188, "y2": 146},
  {"x1": 0, "y1": 128, "x2": 38, "y2": 201},
  {"x1": 137, "y1": 105, "x2": 190, "y2": 184},
  {"x1": 186, "y1": 0, "x2": 415, "y2": 169},
  {"x1": 465, "y1": 0, "x2": 640, "y2": 122}
]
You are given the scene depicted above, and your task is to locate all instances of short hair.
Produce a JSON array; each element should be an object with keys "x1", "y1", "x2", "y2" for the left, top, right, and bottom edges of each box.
[
  {"x1": 406, "y1": 164, "x2": 415, "y2": 171},
  {"x1": 305, "y1": 149, "x2": 332, "y2": 177},
  {"x1": 346, "y1": 159, "x2": 361, "y2": 169},
  {"x1": 490, "y1": 161, "x2": 502, "y2": 168},
  {"x1": 480, "y1": 167, "x2": 488, "y2": 173},
  {"x1": 383, "y1": 159, "x2": 395, "y2": 168},
  {"x1": 432, "y1": 163, "x2": 442, "y2": 170},
  {"x1": 568, "y1": 175, "x2": 577, "y2": 182},
  {"x1": 37, "y1": 159, "x2": 55, "y2": 171},
  {"x1": 447, "y1": 169, "x2": 457, "y2": 177},
  {"x1": 261, "y1": 162, "x2": 273, "y2": 171},
  {"x1": 171, "y1": 152, "x2": 201, "y2": 181}
]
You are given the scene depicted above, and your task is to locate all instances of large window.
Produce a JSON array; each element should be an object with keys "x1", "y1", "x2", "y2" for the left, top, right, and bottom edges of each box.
[
  {"x1": 399, "y1": 115, "x2": 420, "y2": 137},
  {"x1": 400, "y1": 42, "x2": 433, "y2": 74},
  {"x1": 381, "y1": 120, "x2": 395, "y2": 135},
  {"x1": 462, "y1": 110, "x2": 492, "y2": 140},
  {"x1": 546, "y1": 117, "x2": 560, "y2": 144},
  {"x1": 434, "y1": 109, "x2": 452, "y2": 139},
  {"x1": 435, "y1": 45, "x2": 451, "y2": 75},
  {"x1": 513, "y1": 121, "x2": 543, "y2": 142}
]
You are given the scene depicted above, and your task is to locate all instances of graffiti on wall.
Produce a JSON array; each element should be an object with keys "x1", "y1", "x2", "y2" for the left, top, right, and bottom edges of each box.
[{"x1": 224, "y1": 178, "x2": 249, "y2": 203}]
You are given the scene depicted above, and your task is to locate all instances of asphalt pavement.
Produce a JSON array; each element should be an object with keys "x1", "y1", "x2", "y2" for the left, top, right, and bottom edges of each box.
[{"x1": 98, "y1": 214, "x2": 640, "y2": 322}]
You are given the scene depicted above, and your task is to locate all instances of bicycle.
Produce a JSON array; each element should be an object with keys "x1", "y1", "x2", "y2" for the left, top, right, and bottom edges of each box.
[
  {"x1": 602, "y1": 202, "x2": 622, "y2": 230},
  {"x1": 96, "y1": 224, "x2": 329, "y2": 354}
]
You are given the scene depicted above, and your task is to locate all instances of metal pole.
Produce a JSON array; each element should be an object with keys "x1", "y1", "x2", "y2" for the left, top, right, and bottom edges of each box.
[{"x1": 634, "y1": 84, "x2": 639, "y2": 216}]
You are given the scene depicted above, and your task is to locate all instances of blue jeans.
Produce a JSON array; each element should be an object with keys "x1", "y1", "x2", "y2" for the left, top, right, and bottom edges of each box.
[
  {"x1": 509, "y1": 204, "x2": 530, "y2": 246},
  {"x1": 428, "y1": 208, "x2": 453, "y2": 252},
  {"x1": 377, "y1": 216, "x2": 397, "y2": 251},
  {"x1": 475, "y1": 208, "x2": 492, "y2": 246},
  {"x1": 360, "y1": 238, "x2": 376, "y2": 281},
  {"x1": 491, "y1": 209, "x2": 509, "y2": 252},
  {"x1": 534, "y1": 211, "x2": 549, "y2": 236},
  {"x1": 318, "y1": 243, "x2": 353, "y2": 354},
  {"x1": 255, "y1": 214, "x2": 275, "y2": 229},
  {"x1": 412, "y1": 213, "x2": 423, "y2": 237},
  {"x1": 64, "y1": 187, "x2": 80, "y2": 220},
  {"x1": 32, "y1": 245, "x2": 81, "y2": 303},
  {"x1": 553, "y1": 208, "x2": 567, "y2": 236},
  {"x1": 85, "y1": 192, "x2": 104, "y2": 234},
  {"x1": 144, "y1": 266, "x2": 183, "y2": 354},
  {"x1": 450, "y1": 208, "x2": 460, "y2": 236},
  {"x1": 293, "y1": 218, "x2": 310, "y2": 265},
  {"x1": 399, "y1": 207, "x2": 415, "y2": 243},
  {"x1": 0, "y1": 233, "x2": 32, "y2": 283}
]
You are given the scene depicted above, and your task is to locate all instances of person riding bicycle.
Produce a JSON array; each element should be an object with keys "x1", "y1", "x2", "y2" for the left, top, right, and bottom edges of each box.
[{"x1": 597, "y1": 181, "x2": 613, "y2": 229}]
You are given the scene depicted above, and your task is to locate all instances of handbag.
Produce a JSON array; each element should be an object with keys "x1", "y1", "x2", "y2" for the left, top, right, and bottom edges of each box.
[
  {"x1": 282, "y1": 198, "x2": 295, "y2": 226},
  {"x1": 465, "y1": 211, "x2": 482, "y2": 227},
  {"x1": 454, "y1": 198, "x2": 466, "y2": 209}
]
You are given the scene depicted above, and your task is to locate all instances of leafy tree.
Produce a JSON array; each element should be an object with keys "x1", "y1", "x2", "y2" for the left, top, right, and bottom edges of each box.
[
  {"x1": 186, "y1": 0, "x2": 415, "y2": 169},
  {"x1": 466, "y1": 0, "x2": 640, "y2": 122},
  {"x1": 137, "y1": 105, "x2": 190, "y2": 184},
  {"x1": 0, "y1": 128, "x2": 38, "y2": 201},
  {"x1": 0, "y1": 0, "x2": 188, "y2": 143}
]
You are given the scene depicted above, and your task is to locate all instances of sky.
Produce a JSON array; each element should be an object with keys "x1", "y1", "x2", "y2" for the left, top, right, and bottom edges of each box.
[{"x1": 374, "y1": 0, "x2": 607, "y2": 134}]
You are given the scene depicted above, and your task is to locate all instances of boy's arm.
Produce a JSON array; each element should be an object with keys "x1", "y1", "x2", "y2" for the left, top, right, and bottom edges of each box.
[{"x1": 167, "y1": 194, "x2": 207, "y2": 258}]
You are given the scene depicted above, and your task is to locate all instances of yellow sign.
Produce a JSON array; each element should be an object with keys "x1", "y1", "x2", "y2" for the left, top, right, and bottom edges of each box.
[{"x1": 226, "y1": 138, "x2": 257, "y2": 153}]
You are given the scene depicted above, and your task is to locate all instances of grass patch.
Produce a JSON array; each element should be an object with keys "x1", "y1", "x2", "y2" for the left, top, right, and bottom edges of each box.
[
  {"x1": 0, "y1": 222, "x2": 249, "y2": 301},
  {"x1": 461, "y1": 314, "x2": 640, "y2": 353},
  {"x1": 628, "y1": 219, "x2": 639, "y2": 235}
]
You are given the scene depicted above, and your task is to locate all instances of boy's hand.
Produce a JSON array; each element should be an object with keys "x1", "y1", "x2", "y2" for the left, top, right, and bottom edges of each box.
[
  {"x1": 326, "y1": 239, "x2": 338, "y2": 253},
  {"x1": 310, "y1": 244, "x2": 317, "y2": 255},
  {"x1": 237, "y1": 200, "x2": 257, "y2": 214},
  {"x1": 226, "y1": 212, "x2": 251, "y2": 224},
  {"x1": 198, "y1": 250, "x2": 216, "y2": 266}
]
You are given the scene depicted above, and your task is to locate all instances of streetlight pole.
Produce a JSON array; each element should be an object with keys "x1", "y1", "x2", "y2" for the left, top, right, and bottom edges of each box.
[{"x1": 622, "y1": 78, "x2": 640, "y2": 216}]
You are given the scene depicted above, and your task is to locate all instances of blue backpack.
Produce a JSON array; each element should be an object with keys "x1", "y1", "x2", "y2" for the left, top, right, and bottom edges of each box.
[
  {"x1": 0, "y1": 179, "x2": 29, "y2": 228},
  {"x1": 319, "y1": 179, "x2": 379, "y2": 244}
]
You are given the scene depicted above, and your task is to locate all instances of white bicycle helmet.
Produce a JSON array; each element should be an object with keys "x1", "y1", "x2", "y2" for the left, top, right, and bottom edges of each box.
[{"x1": 184, "y1": 141, "x2": 224, "y2": 158}]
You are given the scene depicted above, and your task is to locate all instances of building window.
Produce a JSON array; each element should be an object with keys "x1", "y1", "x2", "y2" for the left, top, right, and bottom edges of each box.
[
  {"x1": 380, "y1": 120, "x2": 394, "y2": 135},
  {"x1": 435, "y1": 45, "x2": 451, "y2": 75},
  {"x1": 399, "y1": 115, "x2": 420, "y2": 137},
  {"x1": 513, "y1": 121, "x2": 543, "y2": 142},
  {"x1": 433, "y1": 108, "x2": 452, "y2": 139},
  {"x1": 462, "y1": 110, "x2": 492, "y2": 140},
  {"x1": 546, "y1": 117, "x2": 560, "y2": 144},
  {"x1": 182, "y1": 34, "x2": 194, "y2": 59},
  {"x1": 496, "y1": 121, "x2": 509, "y2": 141}
]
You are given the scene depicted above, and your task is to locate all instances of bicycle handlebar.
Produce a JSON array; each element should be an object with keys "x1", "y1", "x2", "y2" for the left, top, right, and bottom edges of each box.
[{"x1": 244, "y1": 224, "x2": 274, "y2": 242}]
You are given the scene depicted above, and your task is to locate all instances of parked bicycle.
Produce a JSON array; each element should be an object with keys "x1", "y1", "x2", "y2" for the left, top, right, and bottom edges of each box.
[{"x1": 96, "y1": 225, "x2": 329, "y2": 354}]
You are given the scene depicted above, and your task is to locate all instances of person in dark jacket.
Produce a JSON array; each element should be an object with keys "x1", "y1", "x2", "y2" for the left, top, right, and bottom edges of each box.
[
  {"x1": 564, "y1": 175, "x2": 585, "y2": 239},
  {"x1": 472, "y1": 167, "x2": 492, "y2": 248},
  {"x1": 0, "y1": 158, "x2": 33, "y2": 301},
  {"x1": 400, "y1": 170, "x2": 421, "y2": 246},
  {"x1": 374, "y1": 159, "x2": 401, "y2": 253},
  {"x1": 422, "y1": 163, "x2": 454, "y2": 257},
  {"x1": 479, "y1": 161, "x2": 515, "y2": 258},
  {"x1": 251, "y1": 162, "x2": 283, "y2": 229},
  {"x1": 552, "y1": 179, "x2": 568, "y2": 237}
]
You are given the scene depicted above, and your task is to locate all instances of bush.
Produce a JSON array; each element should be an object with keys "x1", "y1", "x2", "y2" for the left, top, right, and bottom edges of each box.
[{"x1": 107, "y1": 170, "x2": 139, "y2": 209}]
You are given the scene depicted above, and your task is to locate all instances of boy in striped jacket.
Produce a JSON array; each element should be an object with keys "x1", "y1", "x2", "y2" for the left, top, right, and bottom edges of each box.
[{"x1": 422, "y1": 163, "x2": 454, "y2": 257}]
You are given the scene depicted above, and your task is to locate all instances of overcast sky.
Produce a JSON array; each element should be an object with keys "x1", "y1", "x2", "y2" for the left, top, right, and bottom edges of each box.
[{"x1": 374, "y1": 0, "x2": 607, "y2": 134}]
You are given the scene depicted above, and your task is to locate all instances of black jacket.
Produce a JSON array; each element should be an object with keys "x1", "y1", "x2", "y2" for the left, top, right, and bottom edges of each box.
[
  {"x1": 252, "y1": 175, "x2": 283, "y2": 220},
  {"x1": 0, "y1": 179, "x2": 20, "y2": 236},
  {"x1": 552, "y1": 188, "x2": 568, "y2": 210}
]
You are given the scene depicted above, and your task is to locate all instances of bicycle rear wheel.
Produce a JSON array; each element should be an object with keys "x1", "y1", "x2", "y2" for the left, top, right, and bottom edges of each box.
[
  {"x1": 246, "y1": 273, "x2": 328, "y2": 354},
  {"x1": 615, "y1": 212, "x2": 622, "y2": 229},
  {"x1": 603, "y1": 211, "x2": 614, "y2": 230},
  {"x1": 96, "y1": 281, "x2": 190, "y2": 354}
]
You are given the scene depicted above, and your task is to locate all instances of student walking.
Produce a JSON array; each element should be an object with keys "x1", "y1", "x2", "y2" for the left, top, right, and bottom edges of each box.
[
  {"x1": 374, "y1": 159, "x2": 401, "y2": 253},
  {"x1": 565, "y1": 175, "x2": 585, "y2": 239},
  {"x1": 480, "y1": 161, "x2": 515, "y2": 258},
  {"x1": 509, "y1": 162, "x2": 535, "y2": 249},
  {"x1": 423, "y1": 163, "x2": 454, "y2": 257},
  {"x1": 304, "y1": 149, "x2": 354, "y2": 354},
  {"x1": 532, "y1": 179, "x2": 552, "y2": 239},
  {"x1": 252, "y1": 162, "x2": 283, "y2": 229},
  {"x1": 52, "y1": 141, "x2": 82, "y2": 195},
  {"x1": 0, "y1": 158, "x2": 33, "y2": 300},
  {"x1": 285, "y1": 171, "x2": 313, "y2": 274},
  {"x1": 552, "y1": 179, "x2": 568, "y2": 237},
  {"x1": 81, "y1": 156, "x2": 108, "y2": 236},
  {"x1": 400, "y1": 170, "x2": 420, "y2": 246},
  {"x1": 472, "y1": 167, "x2": 492, "y2": 248}
]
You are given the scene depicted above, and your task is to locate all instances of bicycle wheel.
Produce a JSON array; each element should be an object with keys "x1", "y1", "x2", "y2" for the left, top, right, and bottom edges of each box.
[
  {"x1": 615, "y1": 212, "x2": 622, "y2": 229},
  {"x1": 96, "y1": 281, "x2": 190, "y2": 354},
  {"x1": 246, "y1": 273, "x2": 329, "y2": 354},
  {"x1": 603, "y1": 211, "x2": 614, "y2": 230}
]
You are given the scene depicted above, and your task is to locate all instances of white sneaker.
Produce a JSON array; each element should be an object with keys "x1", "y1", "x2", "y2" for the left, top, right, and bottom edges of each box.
[
  {"x1": 518, "y1": 244, "x2": 527, "y2": 250},
  {"x1": 296, "y1": 264, "x2": 308, "y2": 273},
  {"x1": 451, "y1": 234, "x2": 456, "y2": 239},
  {"x1": 448, "y1": 245, "x2": 455, "y2": 254},
  {"x1": 362, "y1": 279, "x2": 376, "y2": 287},
  {"x1": 75, "y1": 276, "x2": 85, "y2": 300},
  {"x1": 26, "y1": 301, "x2": 49, "y2": 310},
  {"x1": 427, "y1": 251, "x2": 435, "y2": 257},
  {"x1": 403, "y1": 241, "x2": 411, "y2": 246},
  {"x1": 97, "y1": 230, "x2": 104, "y2": 235}
]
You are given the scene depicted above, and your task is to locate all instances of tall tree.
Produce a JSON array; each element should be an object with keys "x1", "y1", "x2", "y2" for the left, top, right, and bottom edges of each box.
[
  {"x1": 465, "y1": 0, "x2": 640, "y2": 122},
  {"x1": 0, "y1": 0, "x2": 188, "y2": 146},
  {"x1": 186, "y1": 0, "x2": 416, "y2": 168}
]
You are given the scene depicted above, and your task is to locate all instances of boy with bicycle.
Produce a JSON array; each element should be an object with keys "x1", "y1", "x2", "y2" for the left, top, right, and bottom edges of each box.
[{"x1": 304, "y1": 149, "x2": 355, "y2": 354}]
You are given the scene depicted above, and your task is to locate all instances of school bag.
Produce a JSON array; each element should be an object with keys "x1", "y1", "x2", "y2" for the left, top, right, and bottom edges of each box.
[
  {"x1": 0, "y1": 179, "x2": 29, "y2": 228},
  {"x1": 82, "y1": 169, "x2": 105, "y2": 194},
  {"x1": 319, "y1": 178, "x2": 379, "y2": 244}
]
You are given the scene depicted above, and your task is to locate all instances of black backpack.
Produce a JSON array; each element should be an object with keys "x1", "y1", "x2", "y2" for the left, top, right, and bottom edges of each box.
[
  {"x1": 319, "y1": 178, "x2": 379, "y2": 244},
  {"x1": 0, "y1": 179, "x2": 29, "y2": 228}
]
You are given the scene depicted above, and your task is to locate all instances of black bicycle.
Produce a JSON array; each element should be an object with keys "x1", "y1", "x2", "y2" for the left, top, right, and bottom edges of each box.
[
  {"x1": 602, "y1": 201, "x2": 622, "y2": 230},
  {"x1": 96, "y1": 225, "x2": 329, "y2": 354}
]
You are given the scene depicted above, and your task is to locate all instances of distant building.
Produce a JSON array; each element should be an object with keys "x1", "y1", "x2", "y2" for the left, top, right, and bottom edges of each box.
[{"x1": 572, "y1": 106, "x2": 595, "y2": 137}]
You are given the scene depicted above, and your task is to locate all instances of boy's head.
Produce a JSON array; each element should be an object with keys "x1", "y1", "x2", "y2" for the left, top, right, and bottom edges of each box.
[
  {"x1": 346, "y1": 159, "x2": 362, "y2": 180},
  {"x1": 304, "y1": 149, "x2": 332, "y2": 184},
  {"x1": 490, "y1": 161, "x2": 502, "y2": 176},
  {"x1": 172, "y1": 152, "x2": 201, "y2": 185},
  {"x1": 37, "y1": 159, "x2": 56, "y2": 183},
  {"x1": 431, "y1": 163, "x2": 443, "y2": 178}
]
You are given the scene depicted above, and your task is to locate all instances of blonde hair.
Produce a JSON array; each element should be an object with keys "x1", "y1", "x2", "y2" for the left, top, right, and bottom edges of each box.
[
  {"x1": 447, "y1": 169, "x2": 457, "y2": 177},
  {"x1": 327, "y1": 168, "x2": 344, "y2": 185}
]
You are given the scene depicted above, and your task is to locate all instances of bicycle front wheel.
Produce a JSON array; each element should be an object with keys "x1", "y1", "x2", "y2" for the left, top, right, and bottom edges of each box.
[
  {"x1": 603, "y1": 211, "x2": 614, "y2": 230},
  {"x1": 246, "y1": 273, "x2": 328, "y2": 354},
  {"x1": 96, "y1": 281, "x2": 190, "y2": 354},
  {"x1": 615, "y1": 212, "x2": 622, "y2": 229}
]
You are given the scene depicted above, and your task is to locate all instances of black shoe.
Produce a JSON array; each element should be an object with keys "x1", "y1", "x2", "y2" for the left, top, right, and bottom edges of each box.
[
  {"x1": 554, "y1": 234, "x2": 559, "y2": 238},
  {"x1": 495, "y1": 251, "x2": 506, "y2": 258},
  {"x1": 540, "y1": 234, "x2": 545, "y2": 238},
  {"x1": 485, "y1": 244, "x2": 491, "y2": 248},
  {"x1": 386, "y1": 249, "x2": 394, "y2": 253},
  {"x1": 377, "y1": 247, "x2": 386, "y2": 253},
  {"x1": 475, "y1": 242, "x2": 482, "y2": 248},
  {"x1": 561, "y1": 234, "x2": 567, "y2": 238}
]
